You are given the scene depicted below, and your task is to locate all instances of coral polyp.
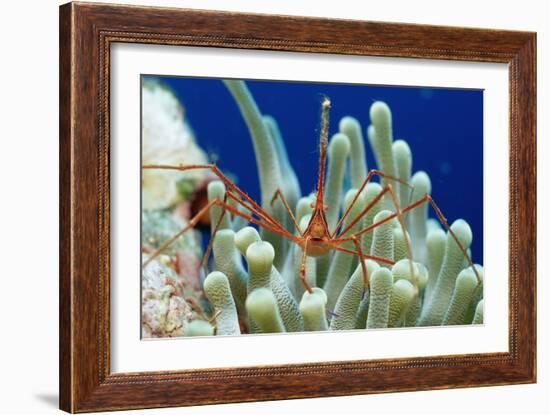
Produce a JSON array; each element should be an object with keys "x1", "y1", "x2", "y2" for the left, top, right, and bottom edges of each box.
[{"x1": 141, "y1": 78, "x2": 483, "y2": 338}]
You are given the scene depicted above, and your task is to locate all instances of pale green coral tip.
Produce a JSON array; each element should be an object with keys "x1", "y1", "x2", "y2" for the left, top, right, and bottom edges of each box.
[
  {"x1": 310, "y1": 287, "x2": 328, "y2": 304},
  {"x1": 472, "y1": 264, "x2": 484, "y2": 283},
  {"x1": 473, "y1": 300, "x2": 484, "y2": 324},
  {"x1": 393, "y1": 279, "x2": 415, "y2": 301},
  {"x1": 215, "y1": 228, "x2": 236, "y2": 244},
  {"x1": 300, "y1": 290, "x2": 326, "y2": 313},
  {"x1": 427, "y1": 228, "x2": 446, "y2": 245},
  {"x1": 343, "y1": 189, "x2": 363, "y2": 210},
  {"x1": 234, "y1": 226, "x2": 261, "y2": 256},
  {"x1": 246, "y1": 241, "x2": 275, "y2": 273},
  {"x1": 391, "y1": 259, "x2": 419, "y2": 282},
  {"x1": 364, "y1": 182, "x2": 383, "y2": 198},
  {"x1": 204, "y1": 271, "x2": 228, "y2": 291},
  {"x1": 371, "y1": 267, "x2": 393, "y2": 284},
  {"x1": 411, "y1": 171, "x2": 432, "y2": 196},
  {"x1": 339, "y1": 116, "x2": 360, "y2": 133},
  {"x1": 393, "y1": 140, "x2": 411, "y2": 159},
  {"x1": 185, "y1": 320, "x2": 215, "y2": 336},
  {"x1": 373, "y1": 209, "x2": 394, "y2": 225},
  {"x1": 450, "y1": 219, "x2": 473, "y2": 248},
  {"x1": 328, "y1": 133, "x2": 351, "y2": 158},
  {"x1": 370, "y1": 101, "x2": 391, "y2": 125},
  {"x1": 457, "y1": 266, "x2": 480, "y2": 289},
  {"x1": 207, "y1": 180, "x2": 226, "y2": 198}
]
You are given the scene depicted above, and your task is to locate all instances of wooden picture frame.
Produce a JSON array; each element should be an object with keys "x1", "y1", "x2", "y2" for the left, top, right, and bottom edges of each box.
[{"x1": 59, "y1": 2, "x2": 536, "y2": 412}]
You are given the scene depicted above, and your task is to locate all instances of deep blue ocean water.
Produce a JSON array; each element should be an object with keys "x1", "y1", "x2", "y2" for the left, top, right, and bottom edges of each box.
[{"x1": 151, "y1": 76, "x2": 484, "y2": 264}]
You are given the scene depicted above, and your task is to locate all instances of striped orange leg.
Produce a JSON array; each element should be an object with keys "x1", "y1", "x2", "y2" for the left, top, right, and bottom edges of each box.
[
  {"x1": 333, "y1": 183, "x2": 415, "y2": 290},
  {"x1": 143, "y1": 164, "x2": 287, "y2": 234},
  {"x1": 143, "y1": 193, "x2": 299, "y2": 268},
  {"x1": 337, "y1": 192, "x2": 480, "y2": 285},
  {"x1": 270, "y1": 189, "x2": 302, "y2": 235},
  {"x1": 331, "y1": 245, "x2": 395, "y2": 267},
  {"x1": 331, "y1": 169, "x2": 412, "y2": 238},
  {"x1": 351, "y1": 235, "x2": 370, "y2": 288}
]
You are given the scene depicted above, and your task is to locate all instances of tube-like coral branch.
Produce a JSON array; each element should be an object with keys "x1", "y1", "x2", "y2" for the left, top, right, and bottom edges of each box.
[
  {"x1": 246, "y1": 241, "x2": 275, "y2": 293},
  {"x1": 300, "y1": 288, "x2": 329, "y2": 331},
  {"x1": 246, "y1": 288, "x2": 286, "y2": 333},
  {"x1": 207, "y1": 181, "x2": 232, "y2": 232},
  {"x1": 339, "y1": 116, "x2": 367, "y2": 189},
  {"x1": 369, "y1": 102, "x2": 397, "y2": 185},
  {"x1": 472, "y1": 299, "x2": 484, "y2": 324},
  {"x1": 324, "y1": 133, "x2": 351, "y2": 232},
  {"x1": 393, "y1": 228, "x2": 411, "y2": 262},
  {"x1": 388, "y1": 279, "x2": 416, "y2": 327},
  {"x1": 213, "y1": 229, "x2": 248, "y2": 314},
  {"x1": 370, "y1": 210, "x2": 395, "y2": 268},
  {"x1": 409, "y1": 171, "x2": 432, "y2": 263},
  {"x1": 223, "y1": 80, "x2": 287, "y2": 268},
  {"x1": 237, "y1": 228, "x2": 304, "y2": 332},
  {"x1": 403, "y1": 262, "x2": 428, "y2": 326},
  {"x1": 361, "y1": 183, "x2": 385, "y2": 254},
  {"x1": 464, "y1": 265, "x2": 484, "y2": 323},
  {"x1": 392, "y1": 140, "x2": 412, "y2": 209},
  {"x1": 425, "y1": 228, "x2": 446, "y2": 300},
  {"x1": 269, "y1": 266, "x2": 304, "y2": 332},
  {"x1": 330, "y1": 260, "x2": 379, "y2": 330},
  {"x1": 263, "y1": 115, "x2": 302, "y2": 224},
  {"x1": 184, "y1": 320, "x2": 215, "y2": 337},
  {"x1": 223, "y1": 80, "x2": 281, "y2": 206},
  {"x1": 234, "y1": 226, "x2": 261, "y2": 257},
  {"x1": 419, "y1": 219, "x2": 473, "y2": 326},
  {"x1": 442, "y1": 265, "x2": 480, "y2": 325},
  {"x1": 355, "y1": 296, "x2": 370, "y2": 329},
  {"x1": 366, "y1": 267, "x2": 393, "y2": 329},
  {"x1": 324, "y1": 190, "x2": 367, "y2": 310},
  {"x1": 203, "y1": 271, "x2": 241, "y2": 336}
]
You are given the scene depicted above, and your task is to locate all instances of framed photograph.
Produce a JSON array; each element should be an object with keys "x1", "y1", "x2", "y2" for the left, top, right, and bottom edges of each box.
[{"x1": 59, "y1": 2, "x2": 536, "y2": 412}]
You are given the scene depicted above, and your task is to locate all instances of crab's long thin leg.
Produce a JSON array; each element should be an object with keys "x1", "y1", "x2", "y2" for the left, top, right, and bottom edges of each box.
[
  {"x1": 143, "y1": 198, "x2": 220, "y2": 268},
  {"x1": 335, "y1": 184, "x2": 392, "y2": 239},
  {"x1": 143, "y1": 164, "x2": 285, "y2": 232},
  {"x1": 351, "y1": 235, "x2": 370, "y2": 288},
  {"x1": 199, "y1": 193, "x2": 230, "y2": 275},
  {"x1": 223, "y1": 191, "x2": 300, "y2": 243},
  {"x1": 224, "y1": 189, "x2": 286, "y2": 234},
  {"x1": 143, "y1": 196, "x2": 300, "y2": 268},
  {"x1": 270, "y1": 189, "x2": 302, "y2": 235},
  {"x1": 331, "y1": 169, "x2": 412, "y2": 238},
  {"x1": 422, "y1": 195, "x2": 480, "y2": 284},
  {"x1": 385, "y1": 184, "x2": 417, "y2": 292},
  {"x1": 331, "y1": 245, "x2": 395, "y2": 266},
  {"x1": 337, "y1": 193, "x2": 480, "y2": 284}
]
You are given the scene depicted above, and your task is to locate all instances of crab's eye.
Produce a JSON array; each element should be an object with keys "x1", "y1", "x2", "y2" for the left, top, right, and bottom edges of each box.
[{"x1": 310, "y1": 202, "x2": 315, "y2": 209}]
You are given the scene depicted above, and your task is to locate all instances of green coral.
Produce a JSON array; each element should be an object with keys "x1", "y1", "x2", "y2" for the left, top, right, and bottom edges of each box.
[
  {"x1": 246, "y1": 288, "x2": 286, "y2": 333},
  {"x1": 203, "y1": 271, "x2": 241, "y2": 336}
]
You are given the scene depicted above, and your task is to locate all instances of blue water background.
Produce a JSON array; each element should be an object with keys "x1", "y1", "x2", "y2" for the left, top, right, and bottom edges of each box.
[{"x1": 154, "y1": 76, "x2": 484, "y2": 263}]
